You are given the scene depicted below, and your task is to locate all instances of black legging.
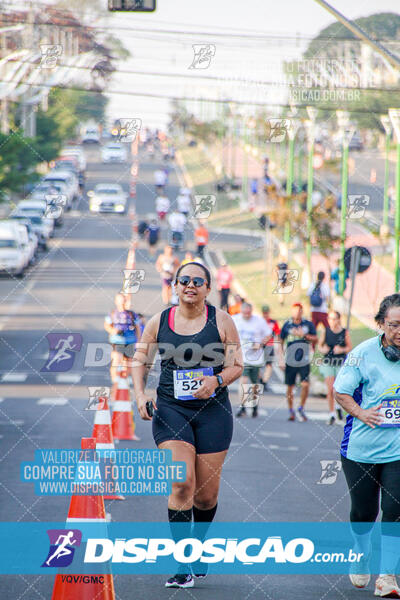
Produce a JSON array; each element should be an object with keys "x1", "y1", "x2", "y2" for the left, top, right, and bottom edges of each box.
[{"x1": 341, "y1": 455, "x2": 400, "y2": 533}]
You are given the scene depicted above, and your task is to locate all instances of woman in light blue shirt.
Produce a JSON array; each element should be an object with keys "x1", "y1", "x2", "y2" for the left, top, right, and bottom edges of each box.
[{"x1": 334, "y1": 294, "x2": 400, "y2": 597}]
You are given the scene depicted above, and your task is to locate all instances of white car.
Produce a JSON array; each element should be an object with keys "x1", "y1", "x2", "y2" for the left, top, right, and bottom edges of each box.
[
  {"x1": 88, "y1": 184, "x2": 128, "y2": 214},
  {"x1": 101, "y1": 143, "x2": 127, "y2": 163},
  {"x1": 61, "y1": 147, "x2": 87, "y2": 173},
  {"x1": 82, "y1": 126, "x2": 100, "y2": 144},
  {"x1": 43, "y1": 169, "x2": 79, "y2": 207},
  {"x1": 0, "y1": 222, "x2": 28, "y2": 277},
  {"x1": 16, "y1": 200, "x2": 55, "y2": 237},
  {"x1": 30, "y1": 182, "x2": 67, "y2": 226},
  {"x1": 11, "y1": 211, "x2": 52, "y2": 242}
]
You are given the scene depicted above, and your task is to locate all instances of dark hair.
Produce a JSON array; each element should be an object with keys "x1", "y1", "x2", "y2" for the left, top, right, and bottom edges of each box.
[
  {"x1": 175, "y1": 262, "x2": 211, "y2": 288},
  {"x1": 375, "y1": 294, "x2": 400, "y2": 324},
  {"x1": 328, "y1": 310, "x2": 341, "y2": 319},
  {"x1": 317, "y1": 271, "x2": 325, "y2": 281}
]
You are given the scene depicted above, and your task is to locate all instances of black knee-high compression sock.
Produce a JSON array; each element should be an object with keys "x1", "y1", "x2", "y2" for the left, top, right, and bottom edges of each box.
[
  {"x1": 192, "y1": 503, "x2": 218, "y2": 540},
  {"x1": 168, "y1": 508, "x2": 193, "y2": 574}
]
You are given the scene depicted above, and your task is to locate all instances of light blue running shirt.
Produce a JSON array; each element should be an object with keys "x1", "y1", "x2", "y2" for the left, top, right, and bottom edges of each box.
[{"x1": 334, "y1": 336, "x2": 400, "y2": 463}]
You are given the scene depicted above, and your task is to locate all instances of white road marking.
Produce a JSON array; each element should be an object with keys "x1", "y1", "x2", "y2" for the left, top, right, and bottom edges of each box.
[
  {"x1": 1, "y1": 373, "x2": 28, "y2": 382},
  {"x1": 308, "y1": 412, "x2": 343, "y2": 425},
  {"x1": 0, "y1": 398, "x2": 4, "y2": 403},
  {"x1": 249, "y1": 443, "x2": 298, "y2": 451},
  {"x1": 269, "y1": 383, "x2": 286, "y2": 394},
  {"x1": 55, "y1": 374, "x2": 82, "y2": 384},
  {"x1": 0, "y1": 419, "x2": 24, "y2": 426},
  {"x1": 37, "y1": 397, "x2": 69, "y2": 406},
  {"x1": 260, "y1": 430, "x2": 290, "y2": 438}
]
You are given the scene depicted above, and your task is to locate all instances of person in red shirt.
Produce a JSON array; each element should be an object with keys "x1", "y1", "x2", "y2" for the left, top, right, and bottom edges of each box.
[
  {"x1": 194, "y1": 224, "x2": 209, "y2": 258},
  {"x1": 216, "y1": 261, "x2": 234, "y2": 311},
  {"x1": 260, "y1": 305, "x2": 282, "y2": 390}
]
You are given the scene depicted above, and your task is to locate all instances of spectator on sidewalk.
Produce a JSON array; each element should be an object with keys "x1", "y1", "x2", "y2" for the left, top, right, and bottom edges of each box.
[
  {"x1": 216, "y1": 261, "x2": 234, "y2": 311},
  {"x1": 194, "y1": 223, "x2": 209, "y2": 258},
  {"x1": 307, "y1": 271, "x2": 330, "y2": 330},
  {"x1": 280, "y1": 302, "x2": 318, "y2": 422},
  {"x1": 228, "y1": 293, "x2": 244, "y2": 316},
  {"x1": 233, "y1": 302, "x2": 272, "y2": 418},
  {"x1": 260, "y1": 305, "x2": 282, "y2": 391}
]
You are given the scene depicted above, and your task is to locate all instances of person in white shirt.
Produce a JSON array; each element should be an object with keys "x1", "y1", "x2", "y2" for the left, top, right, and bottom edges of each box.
[
  {"x1": 176, "y1": 192, "x2": 191, "y2": 217},
  {"x1": 168, "y1": 210, "x2": 186, "y2": 249},
  {"x1": 233, "y1": 302, "x2": 272, "y2": 417},
  {"x1": 307, "y1": 270, "x2": 330, "y2": 330},
  {"x1": 154, "y1": 169, "x2": 167, "y2": 192},
  {"x1": 155, "y1": 195, "x2": 170, "y2": 221}
]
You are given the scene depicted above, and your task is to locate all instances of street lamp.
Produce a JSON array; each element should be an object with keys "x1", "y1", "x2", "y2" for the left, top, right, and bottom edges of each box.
[
  {"x1": 389, "y1": 108, "x2": 400, "y2": 291},
  {"x1": 336, "y1": 109, "x2": 353, "y2": 296},
  {"x1": 304, "y1": 106, "x2": 317, "y2": 280},
  {"x1": 380, "y1": 114, "x2": 392, "y2": 228}
]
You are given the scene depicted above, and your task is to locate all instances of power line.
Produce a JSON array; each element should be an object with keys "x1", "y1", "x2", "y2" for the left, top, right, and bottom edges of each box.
[{"x1": 0, "y1": 76, "x2": 389, "y2": 115}]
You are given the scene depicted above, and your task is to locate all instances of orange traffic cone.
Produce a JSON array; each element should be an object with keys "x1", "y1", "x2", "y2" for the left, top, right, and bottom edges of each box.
[
  {"x1": 111, "y1": 368, "x2": 139, "y2": 441},
  {"x1": 50, "y1": 437, "x2": 115, "y2": 600},
  {"x1": 92, "y1": 397, "x2": 125, "y2": 500}
]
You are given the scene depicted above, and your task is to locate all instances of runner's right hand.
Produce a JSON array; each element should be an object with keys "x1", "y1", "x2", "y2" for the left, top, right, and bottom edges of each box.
[
  {"x1": 137, "y1": 393, "x2": 156, "y2": 420},
  {"x1": 358, "y1": 404, "x2": 383, "y2": 428}
]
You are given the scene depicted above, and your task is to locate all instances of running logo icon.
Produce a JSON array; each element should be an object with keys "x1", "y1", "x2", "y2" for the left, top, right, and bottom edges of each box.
[
  {"x1": 317, "y1": 460, "x2": 342, "y2": 485},
  {"x1": 42, "y1": 529, "x2": 82, "y2": 567},
  {"x1": 272, "y1": 269, "x2": 299, "y2": 294},
  {"x1": 194, "y1": 195, "x2": 216, "y2": 219},
  {"x1": 121, "y1": 269, "x2": 145, "y2": 294},
  {"x1": 241, "y1": 384, "x2": 263, "y2": 408},
  {"x1": 86, "y1": 386, "x2": 110, "y2": 410},
  {"x1": 39, "y1": 45, "x2": 63, "y2": 69},
  {"x1": 41, "y1": 333, "x2": 82, "y2": 372},
  {"x1": 114, "y1": 118, "x2": 142, "y2": 142},
  {"x1": 44, "y1": 194, "x2": 67, "y2": 218},
  {"x1": 347, "y1": 195, "x2": 370, "y2": 219},
  {"x1": 266, "y1": 119, "x2": 291, "y2": 143},
  {"x1": 189, "y1": 44, "x2": 216, "y2": 69}
]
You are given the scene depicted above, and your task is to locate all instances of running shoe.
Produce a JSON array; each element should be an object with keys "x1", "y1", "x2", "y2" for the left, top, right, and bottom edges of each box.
[
  {"x1": 252, "y1": 406, "x2": 258, "y2": 418},
  {"x1": 288, "y1": 409, "x2": 295, "y2": 421},
  {"x1": 165, "y1": 573, "x2": 194, "y2": 588},
  {"x1": 236, "y1": 406, "x2": 246, "y2": 418},
  {"x1": 297, "y1": 407, "x2": 308, "y2": 422},
  {"x1": 327, "y1": 415, "x2": 336, "y2": 426},
  {"x1": 349, "y1": 553, "x2": 371, "y2": 588},
  {"x1": 374, "y1": 575, "x2": 400, "y2": 597},
  {"x1": 336, "y1": 407, "x2": 344, "y2": 421}
]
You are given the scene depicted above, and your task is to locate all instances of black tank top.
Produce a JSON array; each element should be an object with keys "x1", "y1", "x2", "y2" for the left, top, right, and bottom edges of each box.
[
  {"x1": 324, "y1": 327, "x2": 347, "y2": 362},
  {"x1": 156, "y1": 304, "x2": 228, "y2": 405}
]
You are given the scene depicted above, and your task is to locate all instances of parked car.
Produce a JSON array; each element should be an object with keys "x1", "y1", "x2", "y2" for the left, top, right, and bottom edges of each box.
[
  {"x1": 61, "y1": 146, "x2": 87, "y2": 173},
  {"x1": 88, "y1": 183, "x2": 128, "y2": 214},
  {"x1": 10, "y1": 213, "x2": 51, "y2": 248},
  {"x1": 43, "y1": 169, "x2": 79, "y2": 207},
  {"x1": 0, "y1": 221, "x2": 29, "y2": 277},
  {"x1": 29, "y1": 182, "x2": 67, "y2": 226},
  {"x1": 8, "y1": 216, "x2": 44, "y2": 251},
  {"x1": 52, "y1": 157, "x2": 84, "y2": 188},
  {"x1": 16, "y1": 200, "x2": 55, "y2": 237},
  {"x1": 101, "y1": 143, "x2": 127, "y2": 163}
]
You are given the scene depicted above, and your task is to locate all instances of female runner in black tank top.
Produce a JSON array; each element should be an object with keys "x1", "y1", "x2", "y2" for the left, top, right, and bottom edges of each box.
[{"x1": 132, "y1": 262, "x2": 243, "y2": 588}]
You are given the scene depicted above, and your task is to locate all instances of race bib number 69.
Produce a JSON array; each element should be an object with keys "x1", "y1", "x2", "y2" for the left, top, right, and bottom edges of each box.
[{"x1": 379, "y1": 399, "x2": 400, "y2": 428}]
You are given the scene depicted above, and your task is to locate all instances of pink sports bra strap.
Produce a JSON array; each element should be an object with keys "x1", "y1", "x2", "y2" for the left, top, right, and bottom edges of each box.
[{"x1": 168, "y1": 305, "x2": 208, "y2": 332}]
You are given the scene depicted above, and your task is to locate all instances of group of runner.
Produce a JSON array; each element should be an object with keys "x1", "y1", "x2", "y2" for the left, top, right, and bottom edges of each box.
[{"x1": 104, "y1": 150, "x2": 400, "y2": 595}]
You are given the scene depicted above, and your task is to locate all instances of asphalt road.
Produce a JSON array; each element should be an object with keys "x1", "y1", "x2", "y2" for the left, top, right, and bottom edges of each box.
[{"x1": 0, "y1": 142, "x2": 368, "y2": 599}]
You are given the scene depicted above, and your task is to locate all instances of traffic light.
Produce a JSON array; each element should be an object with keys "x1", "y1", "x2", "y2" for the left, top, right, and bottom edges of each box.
[{"x1": 108, "y1": 0, "x2": 156, "y2": 10}]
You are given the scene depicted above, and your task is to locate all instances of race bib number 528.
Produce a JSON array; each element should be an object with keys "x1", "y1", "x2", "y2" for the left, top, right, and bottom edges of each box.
[{"x1": 379, "y1": 399, "x2": 400, "y2": 428}]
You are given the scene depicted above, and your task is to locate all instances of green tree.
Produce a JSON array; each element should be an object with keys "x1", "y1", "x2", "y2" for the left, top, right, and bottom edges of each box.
[{"x1": 0, "y1": 131, "x2": 40, "y2": 199}]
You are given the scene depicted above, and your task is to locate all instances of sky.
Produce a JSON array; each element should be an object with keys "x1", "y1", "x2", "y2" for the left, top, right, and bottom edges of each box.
[{"x1": 96, "y1": 0, "x2": 400, "y2": 129}]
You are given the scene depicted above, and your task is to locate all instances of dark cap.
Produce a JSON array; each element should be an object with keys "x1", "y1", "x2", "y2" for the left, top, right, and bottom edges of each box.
[{"x1": 261, "y1": 305, "x2": 270, "y2": 312}]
